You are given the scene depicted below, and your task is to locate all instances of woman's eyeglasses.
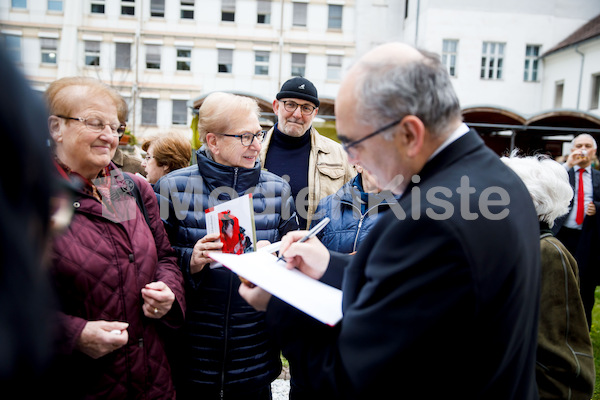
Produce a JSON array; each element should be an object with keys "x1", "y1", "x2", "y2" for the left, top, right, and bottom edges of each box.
[
  {"x1": 54, "y1": 115, "x2": 126, "y2": 138},
  {"x1": 217, "y1": 131, "x2": 267, "y2": 146}
]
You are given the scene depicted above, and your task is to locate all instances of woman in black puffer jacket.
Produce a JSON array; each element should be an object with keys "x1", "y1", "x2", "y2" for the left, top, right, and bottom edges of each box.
[{"x1": 155, "y1": 92, "x2": 298, "y2": 399}]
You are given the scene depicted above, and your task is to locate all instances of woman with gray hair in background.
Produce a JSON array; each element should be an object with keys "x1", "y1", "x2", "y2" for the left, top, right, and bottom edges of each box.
[{"x1": 501, "y1": 152, "x2": 594, "y2": 400}]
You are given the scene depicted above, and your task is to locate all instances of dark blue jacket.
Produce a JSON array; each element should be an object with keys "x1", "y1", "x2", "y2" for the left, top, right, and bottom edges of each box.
[
  {"x1": 154, "y1": 148, "x2": 298, "y2": 396},
  {"x1": 311, "y1": 174, "x2": 401, "y2": 253}
]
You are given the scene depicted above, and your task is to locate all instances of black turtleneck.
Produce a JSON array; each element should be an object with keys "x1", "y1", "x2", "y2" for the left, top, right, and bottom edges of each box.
[{"x1": 264, "y1": 124, "x2": 311, "y2": 229}]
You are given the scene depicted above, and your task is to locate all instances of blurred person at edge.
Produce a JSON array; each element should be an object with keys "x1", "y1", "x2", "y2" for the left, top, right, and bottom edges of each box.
[
  {"x1": 46, "y1": 76, "x2": 185, "y2": 399},
  {"x1": 240, "y1": 42, "x2": 540, "y2": 399},
  {"x1": 141, "y1": 132, "x2": 192, "y2": 185},
  {"x1": 154, "y1": 92, "x2": 298, "y2": 399},
  {"x1": 552, "y1": 133, "x2": 600, "y2": 329},
  {"x1": 0, "y1": 42, "x2": 59, "y2": 397},
  {"x1": 502, "y1": 153, "x2": 594, "y2": 400},
  {"x1": 311, "y1": 164, "x2": 401, "y2": 254}
]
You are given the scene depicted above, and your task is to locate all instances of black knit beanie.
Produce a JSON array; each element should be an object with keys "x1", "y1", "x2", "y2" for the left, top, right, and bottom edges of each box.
[{"x1": 276, "y1": 77, "x2": 320, "y2": 107}]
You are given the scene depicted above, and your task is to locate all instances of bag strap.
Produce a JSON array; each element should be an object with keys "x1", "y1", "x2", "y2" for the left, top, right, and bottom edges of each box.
[{"x1": 123, "y1": 173, "x2": 152, "y2": 229}]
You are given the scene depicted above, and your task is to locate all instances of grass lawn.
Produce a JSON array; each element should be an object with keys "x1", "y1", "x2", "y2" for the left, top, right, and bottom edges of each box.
[{"x1": 590, "y1": 288, "x2": 600, "y2": 399}]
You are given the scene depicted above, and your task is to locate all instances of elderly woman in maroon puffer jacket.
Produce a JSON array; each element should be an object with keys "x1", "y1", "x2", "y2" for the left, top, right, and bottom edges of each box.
[{"x1": 46, "y1": 76, "x2": 185, "y2": 399}]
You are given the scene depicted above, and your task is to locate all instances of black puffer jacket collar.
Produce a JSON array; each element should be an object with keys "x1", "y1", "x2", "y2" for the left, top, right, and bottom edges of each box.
[{"x1": 196, "y1": 147, "x2": 261, "y2": 195}]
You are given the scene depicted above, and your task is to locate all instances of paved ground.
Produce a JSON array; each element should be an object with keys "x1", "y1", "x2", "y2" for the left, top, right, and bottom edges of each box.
[
  {"x1": 271, "y1": 379, "x2": 290, "y2": 399},
  {"x1": 272, "y1": 366, "x2": 291, "y2": 399}
]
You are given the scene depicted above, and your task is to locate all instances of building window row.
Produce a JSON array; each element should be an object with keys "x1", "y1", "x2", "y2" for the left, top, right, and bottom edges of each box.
[
  {"x1": 11, "y1": 0, "x2": 63, "y2": 11},
  {"x1": 442, "y1": 39, "x2": 541, "y2": 83},
  {"x1": 10, "y1": 1, "x2": 343, "y2": 31},
  {"x1": 3, "y1": 35, "x2": 344, "y2": 81},
  {"x1": 139, "y1": 98, "x2": 189, "y2": 126}
]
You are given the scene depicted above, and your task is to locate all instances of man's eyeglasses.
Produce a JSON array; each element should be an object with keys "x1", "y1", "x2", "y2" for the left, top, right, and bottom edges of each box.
[
  {"x1": 281, "y1": 101, "x2": 317, "y2": 115},
  {"x1": 217, "y1": 130, "x2": 267, "y2": 147},
  {"x1": 54, "y1": 115, "x2": 126, "y2": 138},
  {"x1": 341, "y1": 118, "x2": 404, "y2": 154}
]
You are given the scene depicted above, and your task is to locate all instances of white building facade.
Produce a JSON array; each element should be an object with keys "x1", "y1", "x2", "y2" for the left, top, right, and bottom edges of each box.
[
  {"x1": 1, "y1": 0, "x2": 357, "y2": 139},
  {"x1": 401, "y1": 0, "x2": 600, "y2": 118},
  {"x1": 2, "y1": 0, "x2": 600, "y2": 144}
]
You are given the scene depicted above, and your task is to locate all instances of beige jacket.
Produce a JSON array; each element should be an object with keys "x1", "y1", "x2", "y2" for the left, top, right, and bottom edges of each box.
[{"x1": 260, "y1": 126, "x2": 356, "y2": 228}]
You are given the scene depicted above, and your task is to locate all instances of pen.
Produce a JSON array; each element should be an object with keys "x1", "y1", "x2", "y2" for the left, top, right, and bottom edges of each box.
[{"x1": 277, "y1": 217, "x2": 330, "y2": 262}]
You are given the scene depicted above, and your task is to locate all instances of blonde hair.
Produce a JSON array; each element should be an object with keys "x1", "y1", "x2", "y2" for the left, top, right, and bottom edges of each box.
[
  {"x1": 45, "y1": 76, "x2": 125, "y2": 119},
  {"x1": 142, "y1": 132, "x2": 192, "y2": 172},
  {"x1": 197, "y1": 92, "x2": 260, "y2": 145}
]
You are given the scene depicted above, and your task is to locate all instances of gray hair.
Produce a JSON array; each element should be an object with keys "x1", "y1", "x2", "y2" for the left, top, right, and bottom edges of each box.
[
  {"x1": 500, "y1": 151, "x2": 573, "y2": 227},
  {"x1": 353, "y1": 48, "x2": 462, "y2": 139},
  {"x1": 571, "y1": 133, "x2": 597, "y2": 149}
]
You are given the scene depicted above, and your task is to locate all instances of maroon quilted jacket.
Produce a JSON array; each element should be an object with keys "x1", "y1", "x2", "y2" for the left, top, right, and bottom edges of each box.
[{"x1": 50, "y1": 165, "x2": 185, "y2": 399}]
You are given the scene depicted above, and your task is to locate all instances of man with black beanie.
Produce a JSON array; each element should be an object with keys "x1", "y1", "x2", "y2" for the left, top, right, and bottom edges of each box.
[{"x1": 260, "y1": 76, "x2": 355, "y2": 229}]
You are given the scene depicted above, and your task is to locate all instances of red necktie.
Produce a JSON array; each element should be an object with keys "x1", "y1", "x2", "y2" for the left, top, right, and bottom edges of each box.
[{"x1": 576, "y1": 168, "x2": 585, "y2": 225}]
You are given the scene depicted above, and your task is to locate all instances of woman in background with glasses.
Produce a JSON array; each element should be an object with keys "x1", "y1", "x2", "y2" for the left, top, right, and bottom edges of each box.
[
  {"x1": 141, "y1": 131, "x2": 192, "y2": 185},
  {"x1": 155, "y1": 92, "x2": 298, "y2": 399},
  {"x1": 46, "y1": 76, "x2": 186, "y2": 399}
]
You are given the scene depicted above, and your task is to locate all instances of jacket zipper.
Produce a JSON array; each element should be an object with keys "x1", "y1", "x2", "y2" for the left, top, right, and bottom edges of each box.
[
  {"x1": 233, "y1": 167, "x2": 239, "y2": 189},
  {"x1": 220, "y1": 273, "x2": 234, "y2": 399},
  {"x1": 342, "y1": 200, "x2": 391, "y2": 252}
]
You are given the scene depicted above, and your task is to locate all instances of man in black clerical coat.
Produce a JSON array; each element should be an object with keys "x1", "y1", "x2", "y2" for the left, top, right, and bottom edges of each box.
[{"x1": 241, "y1": 42, "x2": 541, "y2": 400}]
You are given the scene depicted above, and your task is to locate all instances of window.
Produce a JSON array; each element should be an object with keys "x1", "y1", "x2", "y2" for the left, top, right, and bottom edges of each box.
[
  {"x1": 84, "y1": 41, "x2": 101, "y2": 66},
  {"x1": 181, "y1": 0, "x2": 194, "y2": 19},
  {"x1": 480, "y1": 41, "x2": 504, "y2": 80},
  {"x1": 255, "y1": 51, "x2": 269, "y2": 75},
  {"x1": 590, "y1": 74, "x2": 600, "y2": 110},
  {"x1": 48, "y1": 0, "x2": 62, "y2": 11},
  {"x1": 150, "y1": 0, "x2": 165, "y2": 17},
  {"x1": 172, "y1": 100, "x2": 188, "y2": 125},
  {"x1": 328, "y1": 5, "x2": 342, "y2": 29},
  {"x1": 115, "y1": 42, "x2": 131, "y2": 69},
  {"x1": 222, "y1": 0, "x2": 235, "y2": 21},
  {"x1": 41, "y1": 38, "x2": 58, "y2": 64},
  {"x1": 121, "y1": 0, "x2": 134, "y2": 15},
  {"x1": 442, "y1": 39, "x2": 458, "y2": 77},
  {"x1": 257, "y1": 0, "x2": 271, "y2": 24},
  {"x1": 327, "y1": 55, "x2": 342, "y2": 80},
  {"x1": 5, "y1": 35, "x2": 21, "y2": 64},
  {"x1": 176, "y1": 48, "x2": 191, "y2": 71},
  {"x1": 146, "y1": 45, "x2": 161, "y2": 69},
  {"x1": 291, "y1": 53, "x2": 306, "y2": 77},
  {"x1": 524, "y1": 45, "x2": 539, "y2": 82},
  {"x1": 554, "y1": 82, "x2": 564, "y2": 108},
  {"x1": 218, "y1": 49, "x2": 233, "y2": 73},
  {"x1": 293, "y1": 2, "x2": 307, "y2": 27},
  {"x1": 12, "y1": 0, "x2": 26, "y2": 8},
  {"x1": 91, "y1": 0, "x2": 105, "y2": 14},
  {"x1": 141, "y1": 98, "x2": 157, "y2": 125}
]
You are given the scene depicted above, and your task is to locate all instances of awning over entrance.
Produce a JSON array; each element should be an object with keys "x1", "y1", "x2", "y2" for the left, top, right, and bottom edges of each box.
[{"x1": 463, "y1": 106, "x2": 600, "y2": 157}]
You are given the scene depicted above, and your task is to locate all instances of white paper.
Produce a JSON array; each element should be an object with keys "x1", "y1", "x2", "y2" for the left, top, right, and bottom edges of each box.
[{"x1": 208, "y1": 251, "x2": 343, "y2": 326}]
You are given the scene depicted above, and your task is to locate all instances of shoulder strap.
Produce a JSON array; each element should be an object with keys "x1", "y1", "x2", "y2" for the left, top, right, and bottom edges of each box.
[{"x1": 123, "y1": 173, "x2": 151, "y2": 229}]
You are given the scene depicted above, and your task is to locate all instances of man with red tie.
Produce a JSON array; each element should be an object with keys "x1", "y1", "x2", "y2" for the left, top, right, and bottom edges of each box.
[{"x1": 553, "y1": 133, "x2": 600, "y2": 329}]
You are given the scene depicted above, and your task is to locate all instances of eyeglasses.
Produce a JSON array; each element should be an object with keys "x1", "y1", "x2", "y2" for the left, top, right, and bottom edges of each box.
[
  {"x1": 54, "y1": 115, "x2": 126, "y2": 138},
  {"x1": 341, "y1": 118, "x2": 404, "y2": 154},
  {"x1": 217, "y1": 130, "x2": 267, "y2": 146},
  {"x1": 281, "y1": 101, "x2": 317, "y2": 115}
]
